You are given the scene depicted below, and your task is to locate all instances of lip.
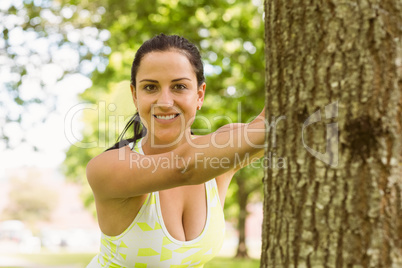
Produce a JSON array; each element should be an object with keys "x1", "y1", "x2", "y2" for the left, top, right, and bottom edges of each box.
[{"x1": 152, "y1": 113, "x2": 181, "y2": 124}]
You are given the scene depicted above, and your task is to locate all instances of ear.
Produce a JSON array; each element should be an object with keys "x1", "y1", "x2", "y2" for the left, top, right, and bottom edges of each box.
[
  {"x1": 130, "y1": 84, "x2": 138, "y2": 109},
  {"x1": 197, "y1": 82, "x2": 206, "y2": 109}
]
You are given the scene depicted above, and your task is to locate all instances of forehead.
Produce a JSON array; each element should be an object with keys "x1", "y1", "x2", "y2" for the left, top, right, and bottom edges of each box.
[{"x1": 136, "y1": 51, "x2": 196, "y2": 80}]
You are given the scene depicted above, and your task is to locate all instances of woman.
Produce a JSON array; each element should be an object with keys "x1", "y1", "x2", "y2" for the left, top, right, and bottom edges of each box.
[{"x1": 86, "y1": 34, "x2": 266, "y2": 268}]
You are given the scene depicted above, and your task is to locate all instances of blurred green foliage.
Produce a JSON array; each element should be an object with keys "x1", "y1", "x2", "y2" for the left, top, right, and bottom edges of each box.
[
  {"x1": 2, "y1": 174, "x2": 58, "y2": 230},
  {"x1": 0, "y1": 0, "x2": 109, "y2": 148}
]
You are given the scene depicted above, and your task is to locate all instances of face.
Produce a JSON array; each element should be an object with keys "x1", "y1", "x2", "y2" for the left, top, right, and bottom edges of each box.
[{"x1": 131, "y1": 50, "x2": 205, "y2": 147}]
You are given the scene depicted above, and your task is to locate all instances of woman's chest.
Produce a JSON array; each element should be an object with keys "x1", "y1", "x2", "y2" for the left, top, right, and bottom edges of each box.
[
  {"x1": 159, "y1": 184, "x2": 208, "y2": 241},
  {"x1": 98, "y1": 181, "x2": 226, "y2": 267}
]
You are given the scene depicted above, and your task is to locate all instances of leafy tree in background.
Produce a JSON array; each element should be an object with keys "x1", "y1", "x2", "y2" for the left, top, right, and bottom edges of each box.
[
  {"x1": 62, "y1": 0, "x2": 265, "y2": 258},
  {"x1": 0, "y1": 0, "x2": 109, "y2": 149},
  {"x1": 2, "y1": 174, "x2": 58, "y2": 231}
]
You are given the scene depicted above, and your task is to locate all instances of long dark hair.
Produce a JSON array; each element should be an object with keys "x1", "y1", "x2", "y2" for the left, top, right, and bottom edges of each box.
[{"x1": 105, "y1": 34, "x2": 204, "y2": 151}]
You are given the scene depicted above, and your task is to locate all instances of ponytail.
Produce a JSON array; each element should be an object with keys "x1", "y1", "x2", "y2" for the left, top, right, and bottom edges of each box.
[{"x1": 105, "y1": 112, "x2": 146, "y2": 151}]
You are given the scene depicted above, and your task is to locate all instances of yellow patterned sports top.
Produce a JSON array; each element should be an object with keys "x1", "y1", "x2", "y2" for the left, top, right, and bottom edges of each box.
[{"x1": 87, "y1": 139, "x2": 226, "y2": 268}]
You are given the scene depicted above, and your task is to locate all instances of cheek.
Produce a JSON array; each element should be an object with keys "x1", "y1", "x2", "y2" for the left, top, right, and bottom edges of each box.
[
  {"x1": 184, "y1": 99, "x2": 198, "y2": 113},
  {"x1": 135, "y1": 95, "x2": 151, "y2": 111},
  {"x1": 135, "y1": 103, "x2": 148, "y2": 122}
]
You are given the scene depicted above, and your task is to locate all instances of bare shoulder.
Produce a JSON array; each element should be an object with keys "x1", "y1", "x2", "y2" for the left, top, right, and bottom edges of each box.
[
  {"x1": 86, "y1": 145, "x2": 186, "y2": 199},
  {"x1": 85, "y1": 145, "x2": 143, "y2": 199},
  {"x1": 86, "y1": 146, "x2": 129, "y2": 185},
  {"x1": 85, "y1": 147, "x2": 125, "y2": 198}
]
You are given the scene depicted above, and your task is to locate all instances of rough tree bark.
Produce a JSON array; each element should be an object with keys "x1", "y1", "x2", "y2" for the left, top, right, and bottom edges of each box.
[{"x1": 261, "y1": 0, "x2": 401, "y2": 267}]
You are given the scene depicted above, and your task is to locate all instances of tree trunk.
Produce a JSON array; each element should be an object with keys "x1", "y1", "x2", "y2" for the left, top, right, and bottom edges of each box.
[
  {"x1": 235, "y1": 175, "x2": 250, "y2": 259},
  {"x1": 261, "y1": 0, "x2": 401, "y2": 267}
]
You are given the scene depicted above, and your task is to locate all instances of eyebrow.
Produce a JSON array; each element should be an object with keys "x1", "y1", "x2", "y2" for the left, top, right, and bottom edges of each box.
[{"x1": 139, "y1": 78, "x2": 192, "y2": 83}]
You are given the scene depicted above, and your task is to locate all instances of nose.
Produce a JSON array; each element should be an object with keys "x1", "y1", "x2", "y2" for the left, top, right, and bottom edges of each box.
[{"x1": 156, "y1": 88, "x2": 174, "y2": 108}]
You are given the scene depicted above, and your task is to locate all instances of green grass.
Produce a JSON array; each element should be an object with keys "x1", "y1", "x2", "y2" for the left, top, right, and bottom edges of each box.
[
  {"x1": 0, "y1": 253, "x2": 259, "y2": 267},
  {"x1": 0, "y1": 252, "x2": 95, "y2": 267},
  {"x1": 205, "y1": 257, "x2": 260, "y2": 268}
]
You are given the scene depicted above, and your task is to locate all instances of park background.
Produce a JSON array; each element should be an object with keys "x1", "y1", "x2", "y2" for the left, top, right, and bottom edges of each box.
[{"x1": 0, "y1": 0, "x2": 266, "y2": 266}]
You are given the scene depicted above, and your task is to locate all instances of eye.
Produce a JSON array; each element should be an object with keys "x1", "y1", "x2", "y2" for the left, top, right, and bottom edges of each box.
[
  {"x1": 173, "y1": 84, "x2": 187, "y2": 90},
  {"x1": 143, "y1": 84, "x2": 157, "y2": 91}
]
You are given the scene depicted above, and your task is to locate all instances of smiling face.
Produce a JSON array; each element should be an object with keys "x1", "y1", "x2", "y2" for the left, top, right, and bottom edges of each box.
[{"x1": 131, "y1": 50, "x2": 205, "y2": 151}]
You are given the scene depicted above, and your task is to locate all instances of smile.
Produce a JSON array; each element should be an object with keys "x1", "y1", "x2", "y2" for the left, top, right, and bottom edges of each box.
[{"x1": 153, "y1": 114, "x2": 180, "y2": 120}]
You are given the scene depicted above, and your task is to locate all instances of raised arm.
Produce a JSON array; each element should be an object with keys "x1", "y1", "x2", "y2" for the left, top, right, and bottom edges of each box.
[
  {"x1": 214, "y1": 107, "x2": 266, "y2": 167},
  {"x1": 86, "y1": 108, "x2": 266, "y2": 199}
]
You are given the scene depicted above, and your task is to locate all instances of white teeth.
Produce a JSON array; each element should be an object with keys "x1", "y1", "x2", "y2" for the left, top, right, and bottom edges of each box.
[{"x1": 155, "y1": 114, "x2": 176, "y2": 120}]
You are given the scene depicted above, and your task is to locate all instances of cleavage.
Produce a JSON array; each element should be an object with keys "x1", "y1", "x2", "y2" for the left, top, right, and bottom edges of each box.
[{"x1": 158, "y1": 184, "x2": 207, "y2": 241}]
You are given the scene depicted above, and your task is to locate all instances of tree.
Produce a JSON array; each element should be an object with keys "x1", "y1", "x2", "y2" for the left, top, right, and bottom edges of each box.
[
  {"x1": 0, "y1": 0, "x2": 108, "y2": 149},
  {"x1": 2, "y1": 173, "x2": 58, "y2": 230},
  {"x1": 234, "y1": 168, "x2": 263, "y2": 258},
  {"x1": 261, "y1": 0, "x2": 401, "y2": 267}
]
